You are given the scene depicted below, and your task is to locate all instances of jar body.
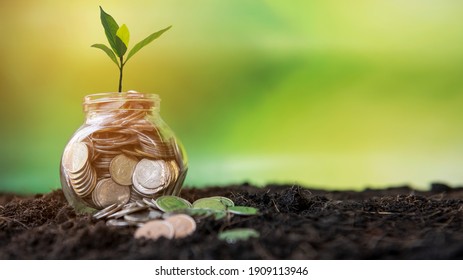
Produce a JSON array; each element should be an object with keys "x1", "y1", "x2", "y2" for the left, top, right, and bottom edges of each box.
[{"x1": 60, "y1": 92, "x2": 187, "y2": 213}]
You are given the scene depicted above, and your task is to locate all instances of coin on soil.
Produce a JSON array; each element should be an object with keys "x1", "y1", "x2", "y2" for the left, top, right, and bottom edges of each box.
[
  {"x1": 210, "y1": 196, "x2": 234, "y2": 208},
  {"x1": 134, "y1": 220, "x2": 174, "y2": 240},
  {"x1": 192, "y1": 197, "x2": 227, "y2": 211},
  {"x1": 109, "y1": 154, "x2": 139, "y2": 186},
  {"x1": 124, "y1": 209, "x2": 163, "y2": 222},
  {"x1": 106, "y1": 219, "x2": 142, "y2": 227},
  {"x1": 108, "y1": 205, "x2": 148, "y2": 219},
  {"x1": 155, "y1": 196, "x2": 192, "y2": 212},
  {"x1": 164, "y1": 214, "x2": 196, "y2": 239},
  {"x1": 92, "y1": 203, "x2": 123, "y2": 220},
  {"x1": 227, "y1": 206, "x2": 259, "y2": 216}
]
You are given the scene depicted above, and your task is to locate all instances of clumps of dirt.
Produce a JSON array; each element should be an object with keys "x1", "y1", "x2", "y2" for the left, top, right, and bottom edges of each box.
[
  {"x1": 0, "y1": 191, "x2": 74, "y2": 231},
  {"x1": 1, "y1": 183, "x2": 463, "y2": 259}
]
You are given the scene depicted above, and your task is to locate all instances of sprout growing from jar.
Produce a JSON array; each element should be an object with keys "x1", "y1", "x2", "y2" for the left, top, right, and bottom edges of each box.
[{"x1": 92, "y1": 6, "x2": 171, "y2": 92}]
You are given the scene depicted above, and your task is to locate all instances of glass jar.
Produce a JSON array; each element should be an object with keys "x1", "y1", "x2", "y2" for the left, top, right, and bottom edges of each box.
[{"x1": 60, "y1": 92, "x2": 187, "y2": 213}]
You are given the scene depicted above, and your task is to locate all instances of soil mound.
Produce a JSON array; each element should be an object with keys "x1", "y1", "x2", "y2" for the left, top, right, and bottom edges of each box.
[{"x1": 1, "y1": 183, "x2": 462, "y2": 259}]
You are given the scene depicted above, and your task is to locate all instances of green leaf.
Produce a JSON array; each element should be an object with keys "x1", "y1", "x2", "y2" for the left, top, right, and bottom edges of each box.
[
  {"x1": 99, "y1": 6, "x2": 127, "y2": 57},
  {"x1": 116, "y1": 24, "x2": 130, "y2": 47},
  {"x1": 125, "y1": 25, "x2": 171, "y2": 63},
  {"x1": 91, "y1": 44, "x2": 119, "y2": 67}
]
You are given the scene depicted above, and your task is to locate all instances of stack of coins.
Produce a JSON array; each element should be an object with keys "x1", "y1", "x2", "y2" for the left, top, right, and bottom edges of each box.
[
  {"x1": 62, "y1": 142, "x2": 97, "y2": 198},
  {"x1": 61, "y1": 96, "x2": 186, "y2": 210}
]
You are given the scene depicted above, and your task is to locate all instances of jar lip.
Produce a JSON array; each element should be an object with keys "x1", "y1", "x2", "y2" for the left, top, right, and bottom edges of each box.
[{"x1": 83, "y1": 91, "x2": 160, "y2": 104}]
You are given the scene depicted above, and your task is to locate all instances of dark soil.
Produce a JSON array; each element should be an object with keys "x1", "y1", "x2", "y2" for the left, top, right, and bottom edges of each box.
[{"x1": 1, "y1": 183, "x2": 463, "y2": 259}]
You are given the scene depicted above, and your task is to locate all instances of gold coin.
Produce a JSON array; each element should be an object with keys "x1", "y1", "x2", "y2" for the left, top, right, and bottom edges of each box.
[
  {"x1": 121, "y1": 148, "x2": 142, "y2": 158},
  {"x1": 92, "y1": 178, "x2": 131, "y2": 209},
  {"x1": 166, "y1": 160, "x2": 179, "y2": 187},
  {"x1": 164, "y1": 214, "x2": 196, "y2": 239},
  {"x1": 134, "y1": 220, "x2": 174, "y2": 240},
  {"x1": 72, "y1": 167, "x2": 97, "y2": 197},
  {"x1": 109, "y1": 154, "x2": 139, "y2": 186},
  {"x1": 62, "y1": 142, "x2": 89, "y2": 173}
]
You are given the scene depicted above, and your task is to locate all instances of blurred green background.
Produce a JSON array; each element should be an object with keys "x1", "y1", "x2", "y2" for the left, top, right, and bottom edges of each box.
[{"x1": 1, "y1": 0, "x2": 463, "y2": 194}]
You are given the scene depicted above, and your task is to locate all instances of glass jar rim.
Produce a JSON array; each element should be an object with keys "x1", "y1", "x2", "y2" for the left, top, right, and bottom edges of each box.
[
  {"x1": 83, "y1": 92, "x2": 160, "y2": 104},
  {"x1": 83, "y1": 92, "x2": 160, "y2": 112}
]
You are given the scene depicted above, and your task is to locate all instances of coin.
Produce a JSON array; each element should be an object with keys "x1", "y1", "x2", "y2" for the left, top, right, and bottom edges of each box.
[
  {"x1": 182, "y1": 208, "x2": 213, "y2": 218},
  {"x1": 124, "y1": 210, "x2": 162, "y2": 222},
  {"x1": 213, "y1": 210, "x2": 227, "y2": 220},
  {"x1": 135, "y1": 200, "x2": 146, "y2": 207},
  {"x1": 92, "y1": 178, "x2": 131, "y2": 208},
  {"x1": 164, "y1": 214, "x2": 196, "y2": 238},
  {"x1": 63, "y1": 142, "x2": 89, "y2": 173},
  {"x1": 109, "y1": 154, "x2": 139, "y2": 186},
  {"x1": 133, "y1": 159, "x2": 167, "y2": 191},
  {"x1": 227, "y1": 206, "x2": 259, "y2": 216},
  {"x1": 192, "y1": 197, "x2": 227, "y2": 211},
  {"x1": 107, "y1": 205, "x2": 148, "y2": 219},
  {"x1": 72, "y1": 165, "x2": 97, "y2": 198},
  {"x1": 155, "y1": 196, "x2": 192, "y2": 212},
  {"x1": 106, "y1": 219, "x2": 133, "y2": 227},
  {"x1": 171, "y1": 168, "x2": 187, "y2": 197},
  {"x1": 123, "y1": 202, "x2": 138, "y2": 209},
  {"x1": 92, "y1": 203, "x2": 123, "y2": 220},
  {"x1": 134, "y1": 220, "x2": 174, "y2": 240},
  {"x1": 210, "y1": 196, "x2": 235, "y2": 208},
  {"x1": 142, "y1": 198, "x2": 159, "y2": 209},
  {"x1": 132, "y1": 175, "x2": 164, "y2": 195}
]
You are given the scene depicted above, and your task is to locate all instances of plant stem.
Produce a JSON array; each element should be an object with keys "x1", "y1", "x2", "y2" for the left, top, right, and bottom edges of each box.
[{"x1": 118, "y1": 56, "x2": 124, "y2": 92}]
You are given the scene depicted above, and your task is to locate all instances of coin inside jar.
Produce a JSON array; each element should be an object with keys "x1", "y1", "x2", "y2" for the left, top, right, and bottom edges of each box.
[
  {"x1": 63, "y1": 142, "x2": 89, "y2": 173},
  {"x1": 92, "y1": 178, "x2": 131, "y2": 208},
  {"x1": 132, "y1": 159, "x2": 169, "y2": 195},
  {"x1": 109, "y1": 154, "x2": 139, "y2": 186}
]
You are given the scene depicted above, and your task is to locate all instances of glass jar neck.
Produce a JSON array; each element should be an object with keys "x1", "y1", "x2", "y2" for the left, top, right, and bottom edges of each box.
[{"x1": 83, "y1": 92, "x2": 160, "y2": 116}]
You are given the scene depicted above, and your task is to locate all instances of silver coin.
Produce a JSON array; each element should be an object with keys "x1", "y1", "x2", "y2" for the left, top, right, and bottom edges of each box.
[
  {"x1": 133, "y1": 159, "x2": 168, "y2": 189},
  {"x1": 123, "y1": 202, "x2": 138, "y2": 209},
  {"x1": 136, "y1": 200, "x2": 146, "y2": 207},
  {"x1": 107, "y1": 205, "x2": 148, "y2": 219},
  {"x1": 132, "y1": 174, "x2": 165, "y2": 195},
  {"x1": 106, "y1": 219, "x2": 132, "y2": 227},
  {"x1": 142, "y1": 198, "x2": 159, "y2": 209},
  {"x1": 124, "y1": 210, "x2": 163, "y2": 223},
  {"x1": 92, "y1": 203, "x2": 124, "y2": 220}
]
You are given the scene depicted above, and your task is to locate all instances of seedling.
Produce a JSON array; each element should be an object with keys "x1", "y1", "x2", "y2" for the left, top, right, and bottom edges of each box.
[{"x1": 92, "y1": 6, "x2": 171, "y2": 92}]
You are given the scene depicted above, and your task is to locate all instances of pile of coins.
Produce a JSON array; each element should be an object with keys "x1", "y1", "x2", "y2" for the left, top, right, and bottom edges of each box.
[
  {"x1": 61, "y1": 96, "x2": 186, "y2": 210},
  {"x1": 93, "y1": 195, "x2": 259, "y2": 241}
]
